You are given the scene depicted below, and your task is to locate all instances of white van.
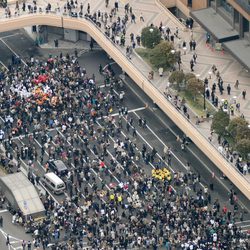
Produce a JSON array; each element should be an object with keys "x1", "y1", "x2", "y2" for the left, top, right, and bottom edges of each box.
[{"x1": 42, "y1": 172, "x2": 65, "y2": 194}]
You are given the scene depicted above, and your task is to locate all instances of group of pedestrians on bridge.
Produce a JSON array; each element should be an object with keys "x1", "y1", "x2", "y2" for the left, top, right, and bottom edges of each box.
[
  {"x1": 0, "y1": 0, "x2": 249, "y2": 250},
  {"x1": 0, "y1": 50, "x2": 249, "y2": 250}
]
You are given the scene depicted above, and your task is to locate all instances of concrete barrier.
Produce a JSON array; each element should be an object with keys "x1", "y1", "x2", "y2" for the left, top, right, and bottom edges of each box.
[{"x1": 0, "y1": 14, "x2": 249, "y2": 200}]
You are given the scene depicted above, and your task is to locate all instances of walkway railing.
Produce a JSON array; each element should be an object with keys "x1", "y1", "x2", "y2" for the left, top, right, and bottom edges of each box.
[{"x1": 0, "y1": 10, "x2": 249, "y2": 199}]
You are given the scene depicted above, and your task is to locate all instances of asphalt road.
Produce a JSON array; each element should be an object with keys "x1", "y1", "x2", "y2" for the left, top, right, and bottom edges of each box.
[{"x1": 0, "y1": 29, "x2": 249, "y2": 250}]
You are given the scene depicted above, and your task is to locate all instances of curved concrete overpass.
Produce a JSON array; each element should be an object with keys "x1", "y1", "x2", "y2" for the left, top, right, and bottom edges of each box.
[{"x1": 0, "y1": 14, "x2": 249, "y2": 200}]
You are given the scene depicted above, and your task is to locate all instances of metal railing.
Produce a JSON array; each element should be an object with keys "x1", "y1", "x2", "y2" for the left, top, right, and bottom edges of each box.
[{"x1": 0, "y1": 7, "x2": 249, "y2": 198}]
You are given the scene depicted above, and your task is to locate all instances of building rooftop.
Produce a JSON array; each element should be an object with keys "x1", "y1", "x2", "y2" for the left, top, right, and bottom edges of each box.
[
  {"x1": 0, "y1": 172, "x2": 45, "y2": 217},
  {"x1": 191, "y1": 7, "x2": 239, "y2": 42}
]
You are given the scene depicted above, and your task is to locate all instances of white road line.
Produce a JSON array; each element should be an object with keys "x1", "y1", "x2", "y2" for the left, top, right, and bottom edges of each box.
[
  {"x1": 54, "y1": 128, "x2": 110, "y2": 191},
  {"x1": 110, "y1": 106, "x2": 146, "y2": 117},
  {"x1": 103, "y1": 61, "x2": 116, "y2": 70},
  {"x1": 235, "y1": 220, "x2": 250, "y2": 224},
  {"x1": 0, "y1": 60, "x2": 8, "y2": 71},
  {"x1": 38, "y1": 179, "x2": 59, "y2": 205},
  {"x1": 188, "y1": 147, "x2": 250, "y2": 212},
  {"x1": 119, "y1": 80, "x2": 248, "y2": 208},
  {"x1": 102, "y1": 119, "x2": 176, "y2": 193},
  {"x1": 133, "y1": 111, "x2": 189, "y2": 171},
  {"x1": 0, "y1": 229, "x2": 23, "y2": 241},
  {"x1": 0, "y1": 33, "x2": 21, "y2": 39},
  {"x1": 239, "y1": 224, "x2": 250, "y2": 228},
  {"x1": 0, "y1": 38, "x2": 28, "y2": 66},
  {"x1": 37, "y1": 160, "x2": 46, "y2": 172},
  {"x1": 15, "y1": 139, "x2": 60, "y2": 204},
  {"x1": 121, "y1": 115, "x2": 175, "y2": 173}
]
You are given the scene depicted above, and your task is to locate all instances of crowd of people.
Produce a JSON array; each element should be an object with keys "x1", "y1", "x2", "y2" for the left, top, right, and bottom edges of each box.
[
  {"x1": 0, "y1": 1, "x2": 249, "y2": 250},
  {"x1": 0, "y1": 51, "x2": 249, "y2": 249}
]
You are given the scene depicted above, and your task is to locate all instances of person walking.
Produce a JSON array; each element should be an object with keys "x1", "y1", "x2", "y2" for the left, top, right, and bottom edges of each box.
[
  {"x1": 242, "y1": 89, "x2": 246, "y2": 99},
  {"x1": 0, "y1": 216, "x2": 3, "y2": 227},
  {"x1": 193, "y1": 52, "x2": 197, "y2": 64},
  {"x1": 90, "y1": 40, "x2": 94, "y2": 51},
  {"x1": 227, "y1": 84, "x2": 231, "y2": 95},
  {"x1": 165, "y1": 239, "x2": 171, "y2": 250},
  {"x1": 6, "y1": 234, "x2": 10, "y2": 246},
  {"x1": 22, "y1": 240, "x2": 26, "y2": 250},
  {"x1": 139, "y1": 13, "x2": 144, "y2": 22},
  {"x1": 190, "y1": 59, "x2": 194, "y2": 72},
  {"x1": 234, "y1": 79, "x2": 239, "y2": 89},
  {"x1": 87, "y1": 3, "x2": 90, "y2": 14},
  {"x1": 114, "y1": 0, "x2": 118, "y2": 11}
]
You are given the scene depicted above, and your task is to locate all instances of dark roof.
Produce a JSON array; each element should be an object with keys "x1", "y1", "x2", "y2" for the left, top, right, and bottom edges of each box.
[
  {"x1": 0, "y1": 172, "x2": 45, "y2": 216},
  {"x1": 223, "y1": 38, "x2": 250, "y2": 71},
  {"x1": 190, "y1": 7, "x2": 239, "y2": 43}
]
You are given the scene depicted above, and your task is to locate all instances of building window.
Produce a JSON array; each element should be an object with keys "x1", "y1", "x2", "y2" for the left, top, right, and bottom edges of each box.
[
  {"x1": 234, "y1": 9, "x2": 240, "y2": 23},
  {"x1": 188, "y1": 0, "x2": 192, "y2": 7},
  {"x1": 221, "y1": 0, "x2": 233, "y2": 16},
  {"x1": 208, "y1": 0, "x2": 215, "y2": 7}
]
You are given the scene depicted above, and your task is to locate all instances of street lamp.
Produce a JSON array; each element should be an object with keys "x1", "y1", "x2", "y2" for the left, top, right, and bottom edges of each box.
[
  {"x1": 183, "y1": 46, "x2": 187, "y2": 55},
  {"x1": 203, "y1": 77, "x2": 208, "y2": 110},
  {"x1": 170, "y1": 50, "x2": 176, "y2": 70},
  {"x1": 203, "y1": 80, "x2": 206, "y2": 110},
  {"x1": 149, "y1": 28, "x2": 154, "y2": 33}
]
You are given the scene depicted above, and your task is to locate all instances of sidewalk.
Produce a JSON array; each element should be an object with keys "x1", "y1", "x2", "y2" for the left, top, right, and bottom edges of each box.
[{"x1": 0, "y1": 0, "x2": 249, "y2": 181}]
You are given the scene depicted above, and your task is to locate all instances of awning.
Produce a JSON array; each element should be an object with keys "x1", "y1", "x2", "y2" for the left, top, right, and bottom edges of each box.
[
  {"x1": 0, "y1": 172, "x2": 45, "y2": 217},
  {"x1": 190, "y1": 8, "x2": 239, "y2": 43},
  {"x1": 224, "y1": 39, "x2": 250, "y2": 71}
]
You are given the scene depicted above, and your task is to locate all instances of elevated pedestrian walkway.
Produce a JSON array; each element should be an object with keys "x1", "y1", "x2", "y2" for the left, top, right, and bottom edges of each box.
[{"x1": 0, "y1": 13, "x2": 249, "y2": 200}]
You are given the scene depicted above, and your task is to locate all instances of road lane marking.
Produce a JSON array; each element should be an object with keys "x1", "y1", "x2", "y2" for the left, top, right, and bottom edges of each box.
[
  {"x1": 0, "y1": 33, "x2": 21, "y2": 39},
  {"x1": 240, "y1": 224, "x2": 250, "y2": 228},
  {"x1": 0, "y1": 38, "x2": 28, "y2": 66},
  {"x1": 113, "y1": 73, "x2": 248, "y2": 209},
  {"x1": 110, "y1": 106, "x2": 147, "y2": 117},
  {"x1": 132, "y1": 110, "x2": 189, "y2": 171},
  {"x1": 0, "y1": 229, "x2": 23, "y2": 241},
  {"x1": 103, "y1": 61, "x2": 116, "y2": 70},
  {"x1": 0, "y1": 60, "x2": 8, "y2": 71},
  {"x1": 98, "y1": 118, "x2": 176, "y2": 193},
  {"x1": 235, "y1": 220, "x2": 250, "y2": 224}
]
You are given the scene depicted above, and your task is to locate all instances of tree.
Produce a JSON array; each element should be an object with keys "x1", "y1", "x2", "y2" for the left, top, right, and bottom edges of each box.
[
  {"x1": 149, "y1": 41, "x2": 177, "y2": 70},
  {"x1": 141, "y1": 26, "x2": 162, "y2": 49},
  {"x1": 211, "y1": 110, "x2": 230, "y2": 136},
  {"x1": 227, "y1": 117, "x2": 248, "y2": 140},
  {"x1": 236, "y1": 125, "x2": 250, "y2": 143},
  {"x1": 168, "y1": 71, "x2": 185, "y2": 91},
  {"x1": 186, "y1": 77, "x2": 203, "y2": 99},
  {"x1": 184, "y1": 73, "x2": 196, "y2": 82},
  {"x1": 235, "y1": 139, "x2": 250, "y2": 160},
  {"x1": 169, "y1": 71, "x2": 185, "y2": 84}
]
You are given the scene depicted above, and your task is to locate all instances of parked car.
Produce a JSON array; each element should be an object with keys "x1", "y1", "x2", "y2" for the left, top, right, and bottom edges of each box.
[
  {"x1": 48, "y1": 160, "x2": 68, "y2": 176},
  {"x1": 42, "y1": 172, "x2": 66, "y2": 195}
]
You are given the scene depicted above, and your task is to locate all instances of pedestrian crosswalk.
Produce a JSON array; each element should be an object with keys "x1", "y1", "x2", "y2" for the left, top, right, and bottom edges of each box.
[
  {"x1": 235, "y1": 220, "x2": 250, "y2": 232},
  {"x1": 0, "y1": 229, "x2": 23, "y2": 250}
]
